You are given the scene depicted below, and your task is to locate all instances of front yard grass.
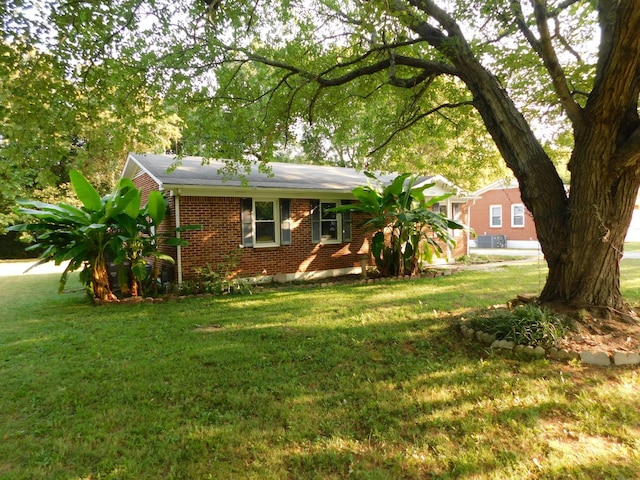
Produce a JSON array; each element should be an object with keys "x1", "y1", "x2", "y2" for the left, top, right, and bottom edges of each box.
[{"x1": 1, "y1": 261, "x2": 639, "y2": 479}]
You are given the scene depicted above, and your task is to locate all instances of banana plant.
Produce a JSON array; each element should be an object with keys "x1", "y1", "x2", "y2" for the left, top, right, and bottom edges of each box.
[
  {"x1": 9, "y1": 170, "x2": 187, "y2": 300},
  {"x1": 331, "y1": 173, "x2": 467, "y2": 276}
]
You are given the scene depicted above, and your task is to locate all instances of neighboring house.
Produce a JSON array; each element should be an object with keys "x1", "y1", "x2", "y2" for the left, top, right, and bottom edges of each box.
[
  {"x1": 469, "y1": 178, "x2": 539, "y2": 249},
  {"x1": 470, "y1": 178, "x2": 640, "y2": 248},
  {"x1": 121, "y1": 153, "x2": 472, "y2": 284}
]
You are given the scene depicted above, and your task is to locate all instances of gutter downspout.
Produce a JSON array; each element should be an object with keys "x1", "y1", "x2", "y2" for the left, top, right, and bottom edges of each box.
[{"x1": 174, "y1": 190, "x2": 183, "y2": 285}]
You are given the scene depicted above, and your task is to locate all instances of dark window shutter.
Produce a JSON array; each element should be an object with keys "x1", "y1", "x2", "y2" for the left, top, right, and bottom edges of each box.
[
  {"x1": 310, "y1": 199, "x2": 320, "y2": 244},
  {"x1": 341, "y1": 200, "x2": 352, "y2": 243},
  {"x1": 280, "y1": 199, "x2": 291, "y2": 245},
  {"x1": 241, "y1": 198, "x2": 253, "y2": 247}
]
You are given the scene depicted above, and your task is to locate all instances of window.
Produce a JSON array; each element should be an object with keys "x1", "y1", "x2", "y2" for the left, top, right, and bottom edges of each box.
[
  {"x1": 512, "y1": 204, "x2": 525, "y2": 228},
  {"x1": 432, "y1": 203, "x2": 448, "y2": 216},
  {"x1": 320, "y1": 201, "x2": 338, "y2": 241},
  {"x1": 241, "y1": 198, "x2": 291, "y2": 247},
  {"x1": 452, "y1": 203, "x2": 461, "y2": 221},
  {"x1": 490, "y1": 205, "x2": 502, "y2": 228},
  {"x1": 254, "y1": 201, "x2": 277, "y2": 244},
  {"x1": 311, "y1": 200, "x2": 352, "y2": 244}
]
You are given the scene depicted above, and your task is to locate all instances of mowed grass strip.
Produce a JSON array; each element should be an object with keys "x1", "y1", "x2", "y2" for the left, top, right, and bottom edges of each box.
[{"x1": 1, "y1": 261, "x2": 639, "y2": 479}]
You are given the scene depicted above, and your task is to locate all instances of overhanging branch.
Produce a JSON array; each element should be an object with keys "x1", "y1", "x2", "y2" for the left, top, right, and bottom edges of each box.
[
  {"x1": 368, "y1": 100, "x2": 474, "y2": 156},
  {"x1": 531, "y1": 0, "x2": 584, "y2": 124},
  {"x1": 235, "y1": 46, "x2": 458, "y2": 88}
]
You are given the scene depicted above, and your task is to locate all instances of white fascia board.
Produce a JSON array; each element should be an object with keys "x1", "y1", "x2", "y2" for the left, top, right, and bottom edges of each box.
[
  {"x1": 417, "y1": 174, "x2": 469, "y2": 197},
  {"x1": 472, "y1": 178, "x2": 519, "y2": 196},
  {"x1": 121, "y1": 153, "x2": 166, "y2": 190}
]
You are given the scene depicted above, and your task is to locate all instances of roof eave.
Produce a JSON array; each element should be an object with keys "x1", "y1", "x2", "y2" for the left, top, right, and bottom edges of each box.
[{"x1": 162, "y1": 184, "x2": 357, "y2": 199}]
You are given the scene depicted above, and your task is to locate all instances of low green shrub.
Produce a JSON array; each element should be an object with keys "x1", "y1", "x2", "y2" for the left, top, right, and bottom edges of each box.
[
  {"x1": 177, "y1": 248, "x2": 252, "y2": 296},
  {"x1": 192, "y1": 262, "x2": 252, "y2": 295},
  {"x1": 467, "y1": 304, "x2": 569, "y2": 348}
]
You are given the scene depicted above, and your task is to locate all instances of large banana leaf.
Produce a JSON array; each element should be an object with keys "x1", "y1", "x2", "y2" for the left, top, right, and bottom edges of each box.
[
  {"x1": 145, "y1": 190, "x2": 166, "y2": 226},
  {"x1": 70, "y1": 169, "x2": 102, "y2": 211}
]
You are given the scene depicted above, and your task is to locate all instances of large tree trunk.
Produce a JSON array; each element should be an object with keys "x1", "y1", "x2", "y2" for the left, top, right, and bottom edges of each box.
[
  {"x1": 540, "y1": 123, "x2": 640, "y2": 312},
  {"x1": 409, "y1": 1, "x2": 640, "y2": 315}
]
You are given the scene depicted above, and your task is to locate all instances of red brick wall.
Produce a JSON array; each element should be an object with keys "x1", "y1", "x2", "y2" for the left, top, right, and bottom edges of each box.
[
  {"x1": 132, "y1": 171, "x2": 158, "y2": 206},
  {"x1": 471, "y1": 187, "x2": 538, "y2": 241},
  {"x1": 177, "y1": 196, "x2": 370, "y2": 279},
  {"x1": 132, "y1": 171, "x2": 176, "y2": 264}
]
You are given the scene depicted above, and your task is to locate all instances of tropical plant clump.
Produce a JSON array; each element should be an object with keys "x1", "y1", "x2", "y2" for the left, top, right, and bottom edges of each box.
[
  {"x1": 466, "y1": 304, "x2": 571, "y2": 349},
  {"x1": 332, "y1": 173, "x2": 467, "y2": 277},
  {"x1": 9, "y1": 170, "x2": 189, "y2": 301}
]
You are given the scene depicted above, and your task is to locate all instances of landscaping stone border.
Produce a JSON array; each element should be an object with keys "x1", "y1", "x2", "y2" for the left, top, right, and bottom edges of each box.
[{"x1": 459, "y1": 323, "x2": 640, "y2": 367}]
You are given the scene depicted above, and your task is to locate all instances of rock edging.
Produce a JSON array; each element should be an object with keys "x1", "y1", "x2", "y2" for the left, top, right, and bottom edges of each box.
[{"x1": 459, "y1": 324, "x2": 640, "y2": 367}]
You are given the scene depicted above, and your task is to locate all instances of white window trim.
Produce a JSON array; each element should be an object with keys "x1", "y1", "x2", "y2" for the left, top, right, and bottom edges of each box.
[
  {"x1": 319, "y1": 200, "x2": 342, "y2": 244},
  {"x1": 511, "y1": 203, "x2": 525, "y2": 228},
  {"x1": 490, "y1": 205, "x2": 502, "y2": 228},
  {"x1": 253, "y1": 199, "x2": 280, "y2": 248}
]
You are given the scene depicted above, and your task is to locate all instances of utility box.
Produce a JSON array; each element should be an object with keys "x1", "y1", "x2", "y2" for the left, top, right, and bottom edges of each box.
[
  {"x1": 107, "y1": 259, "x2": 131, "y2": 291},
  {"x1": 477, "y1": 235, "x2": 507, "y2": 248}
]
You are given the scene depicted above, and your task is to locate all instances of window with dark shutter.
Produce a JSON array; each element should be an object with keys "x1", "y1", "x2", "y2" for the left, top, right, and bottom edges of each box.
[
  {"x1": 241, "y1": 198, "x2": 253, "y2": 247},
  {"x1": 341, "y1": 200, "x2": 352, "y2": 243},
  {"x1": 310, "y1": 199, "x2": 320, "y2": 243},
  {"x1": 280, "y1": 199, "x2": 291, "y2": 245}
]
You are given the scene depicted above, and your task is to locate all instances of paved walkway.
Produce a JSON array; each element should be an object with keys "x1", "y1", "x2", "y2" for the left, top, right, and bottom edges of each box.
[
  {"x1": 471, "y1": 247, "x2": 548, "y2": 257},
  {"x1": 471, "y1": 247, "x2": 640, "y2": 259}
]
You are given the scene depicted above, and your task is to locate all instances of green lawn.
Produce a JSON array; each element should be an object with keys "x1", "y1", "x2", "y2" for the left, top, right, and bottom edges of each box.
[{"x1": 1, "y1": 261, "x2": 639, "y2": 479}]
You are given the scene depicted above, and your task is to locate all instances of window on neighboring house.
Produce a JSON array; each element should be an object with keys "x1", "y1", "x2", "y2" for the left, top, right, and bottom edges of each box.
[
  {"x1": 432, "y1": 202, "x2": 448, "y2": 216},
  {"x1": 490, "y1": 205, "x2": 502, "y2": 228},
  {"x1": 512, "y1": 204, "x2": 525, "y2": 228},
  {"x1": 311, "y1": 200, "x2": 352, "y2": 244},
  {"x1": 241, "y1": 198, "x2": 291, "y2": 247}
]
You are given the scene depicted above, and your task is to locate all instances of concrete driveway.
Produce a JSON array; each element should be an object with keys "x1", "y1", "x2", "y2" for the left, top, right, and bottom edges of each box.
[
  {"x1": 0, "y1": 260, "x2": 69, "y2": 277},
  {"x1": 471, "y1": 247, "x2": 543, "y2": 257},
  {"x1": 471, "y1": 247, "x2": 640, "y2": 259}
]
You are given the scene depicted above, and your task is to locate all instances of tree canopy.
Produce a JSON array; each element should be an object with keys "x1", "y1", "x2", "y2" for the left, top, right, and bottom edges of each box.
[
  {"x1": 3, "y1": 0, "x2": 640, "y2": 315},
  {"x1": 0, "y1": 8, "x2": 182, "y2": 230}
]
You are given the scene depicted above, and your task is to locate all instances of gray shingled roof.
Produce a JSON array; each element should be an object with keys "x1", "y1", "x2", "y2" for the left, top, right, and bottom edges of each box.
[{"x1": 124, "y1": 153, "x2": 409, "y2": 193}]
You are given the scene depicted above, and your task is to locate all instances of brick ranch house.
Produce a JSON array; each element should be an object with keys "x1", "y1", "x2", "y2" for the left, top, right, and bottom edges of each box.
[
  {"x1": 122, "y1": 153, "x2": 473, "y2": 284},
  {"x1": 469, "y1": 179, "x2": 539, "y2": 249},
  {"x1": 470, "y1": 178, "x2": 640, "y2": 249}
]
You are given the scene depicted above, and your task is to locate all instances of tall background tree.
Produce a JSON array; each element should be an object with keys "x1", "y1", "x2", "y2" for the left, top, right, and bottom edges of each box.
[
  {"x1": 0, "y1": 3, "x2": 182, "y2": 234},
  {"x1": 2, "y1": 1, "x2": 639, "y2": 318}
]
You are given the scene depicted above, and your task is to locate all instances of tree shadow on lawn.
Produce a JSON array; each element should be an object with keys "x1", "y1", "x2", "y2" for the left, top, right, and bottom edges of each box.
[
  {"x1": 3, "y1": 273, "x2": 638, "y2": 479},
  {"x1": 185, "y1": 315, "x2": 638, "y2": 480}
]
